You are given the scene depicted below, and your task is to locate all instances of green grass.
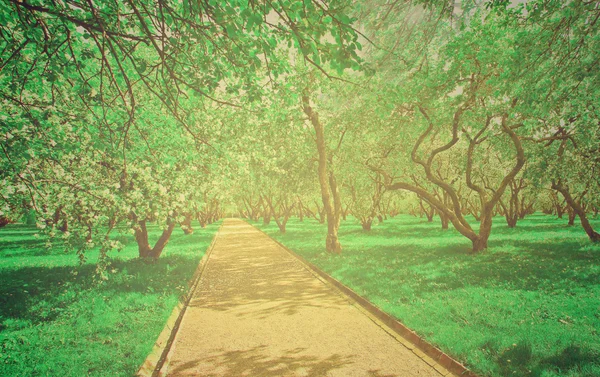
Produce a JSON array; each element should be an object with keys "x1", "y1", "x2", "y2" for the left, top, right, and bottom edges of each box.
[
  {"x1": 0, "y1": 221, "x2": 220, "y2": 376},
  {"x1": 253, "y1": 213, "x2": 600, "y2": 377}
]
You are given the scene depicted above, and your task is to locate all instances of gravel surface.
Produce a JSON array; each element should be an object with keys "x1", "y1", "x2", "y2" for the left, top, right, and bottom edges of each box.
[{"x1": 163, "y1": 219, "x2": 446, "y2": 377}]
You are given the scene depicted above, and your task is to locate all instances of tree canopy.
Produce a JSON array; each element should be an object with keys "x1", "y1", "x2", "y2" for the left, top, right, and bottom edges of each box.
[{"x1": 2, "y1": 0, "x2": 600, "y2": 260}]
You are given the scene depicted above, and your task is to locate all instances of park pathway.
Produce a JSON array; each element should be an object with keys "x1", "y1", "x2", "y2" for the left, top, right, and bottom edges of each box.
[{"x1": 163, "y1": 219, "x2": 450, "y2": 377}]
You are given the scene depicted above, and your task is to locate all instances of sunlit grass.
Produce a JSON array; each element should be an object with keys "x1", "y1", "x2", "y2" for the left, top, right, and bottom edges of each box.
[
  {"x1": 254, "y1": 213, "x2": 600, "y2": 377},
  {"x1": 0, "y1": 221, "x2": 220, "y2": 376}
]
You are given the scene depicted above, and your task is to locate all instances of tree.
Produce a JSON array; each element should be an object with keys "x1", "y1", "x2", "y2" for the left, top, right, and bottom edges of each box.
[
  {"x1": 1, "y1": 0, "x2": 362, "y2": 260},
  {"x1": 497, "y1": 176, "x2": 536, "y2": 228},
  {"x1": 302, "y1": 92, "x2": 344, "y2": 254}
]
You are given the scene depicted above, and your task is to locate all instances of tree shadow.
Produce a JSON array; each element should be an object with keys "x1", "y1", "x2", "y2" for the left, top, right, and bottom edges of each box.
[
  {"x1": 168, "y1": 345, "x2": 355, "y2": 377},
  {"x1": 351, "y1": 237, "x2": 600, "y2": 295},
  {"x1": 0, "y1": 225, "x2": 55, "y2": 257},
  {"x1": 0, "y1": 254, "x2": 198, "y2": 330},
  {"x1": 313, "y1": 219, "x2": 600, "y2": 295},
  {"x1": 496, "y1": 342, "x2": 533, "y2": 376},
  {"x1": 189, "y1": 237, "x2": 346, "y2": 319},
  {"x1": 259, "y1": 215, "x2": 600, "y2": 377},
  {"x1": 536, "y1": 345, "x2": 600, "y2": 376},
  {"x1": 0, "y1": 264, "x2": 95, "y2": 327},
  {"x1": 492, "y1": 343, "x2": 600, "y2": 377}
]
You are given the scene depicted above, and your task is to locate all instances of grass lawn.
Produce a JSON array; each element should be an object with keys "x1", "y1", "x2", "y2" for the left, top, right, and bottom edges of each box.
[
  {"x1": 0, "y1": 221, "x2": 220, "y2": 376},
  {"x1": 253, "y1": 213, "x2": 600, "y2": 377}
]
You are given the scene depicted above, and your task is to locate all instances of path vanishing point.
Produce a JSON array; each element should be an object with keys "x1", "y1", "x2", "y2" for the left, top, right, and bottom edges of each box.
[{"x1": 161, "y1": 219, "x2": 454, "y2": 377}]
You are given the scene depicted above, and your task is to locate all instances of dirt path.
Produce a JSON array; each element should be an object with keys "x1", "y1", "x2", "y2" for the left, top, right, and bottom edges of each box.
[{"x1": 162, "y1": 219, "x2": 450, "y2": 377}]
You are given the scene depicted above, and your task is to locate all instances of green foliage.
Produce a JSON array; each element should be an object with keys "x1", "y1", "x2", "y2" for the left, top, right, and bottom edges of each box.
[
  {"x1": 0, "y1": 0, "x2": 362, "y2": 257},
  {"x1": 2, "y1": 0, "x2": 600, "y2": 371}
]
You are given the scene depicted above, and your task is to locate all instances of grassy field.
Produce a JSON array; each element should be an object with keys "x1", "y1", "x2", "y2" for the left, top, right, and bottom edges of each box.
[
  {"x1": 0, "y1": 221, "x2": 220, "y2": 376},
  {"x1": 254, "y1": 213, "x2": 600, "y2": 377}
]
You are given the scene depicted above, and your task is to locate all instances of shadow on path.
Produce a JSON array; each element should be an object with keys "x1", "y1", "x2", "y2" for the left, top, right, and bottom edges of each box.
[{"x1": 165, "y1": 219, "x2": 444, "y2": 377}]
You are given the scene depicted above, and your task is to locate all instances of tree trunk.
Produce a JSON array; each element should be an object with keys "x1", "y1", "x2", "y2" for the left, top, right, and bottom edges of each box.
[
  {"x1": 135, "y1": 220, "x2": 177, "y2": 259},
  {"x1": 263, "y1": 211, "x2": 271, "y2": 225},
  {"x1": 327, "y1": 172, "x2": 343, "y2": 253},
  {"x1": 303, "y1": 94, "x2": 342, "y2": 254},
  {"x1": 519, "y1": 201, "x2": 534, "y2": 219},
  {"x1": 361, "y1": 218, "x2": 372, "y2": 231},
  {"x1": 472, "y1": 208, "x2": 481, "y2": 222},
  {"x1": 505, "y1": 215, "x2": 517, "y2": 228},
  {"x1": 440, "y1": 212, "x2": 449, "y2": 230},
  {"x1": 52, "y1": 207, "x2": 68, "y2": 232},
  {"x1": 298, "y1": 201, "x2": 304, "y2": 222},
  {"x1": 472, "y1": 214, "x2": 493, "y2": 252},
  {"x1": 326, "y1": 222, "x2": 341, "y2": 253},
  {"x1": 556, "y1": 202, "x2": 564, "y2": 218},
  {"x1": 567, "y1": 207, "x2": 576, "y2": 226},
  {"x1": 419, "y1": 198, "x2": 434, "y2": 222},
  {"x1": 278, "y1": 218, "x2": 287, "y2": 233},
  {"x1": 135, "y1": 220, "x2": 152, "y2": 257},
  {"x1": 0, "y1": 216, "x2": 12, "y2": 227},
  {"x1": 501, "y1": 198, "x2": 517, "y2": 228},
  {"x1": 52, "y1": 207, "x2": 62, "y2": 227},
  {"x1": 181, "y1": 213, "x2": 194, "y2": 234},
  {"x1": 472, "y1": 236, "x2": 488, "y2": 252},
  {"x1": 267, "y1": 198, "x2": 295, "y2": 234},
  {"x1": 314, "y1": 203, "x2": 326, "y2": 224},
  {"x1": 553, "y1": 181, "x2": 600, "y2": 242},
  {"x1": 149, "y1": 222, "x2": 176, "y2": 258}
]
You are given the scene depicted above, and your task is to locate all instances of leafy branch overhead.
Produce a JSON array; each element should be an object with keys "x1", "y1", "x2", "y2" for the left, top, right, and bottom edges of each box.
[
  {"x1": 1, "y1": 0, "x2": 362, "y2": 142},
  {"x1": 1, "y1": 0, "x2": 600, "y2": 261}
]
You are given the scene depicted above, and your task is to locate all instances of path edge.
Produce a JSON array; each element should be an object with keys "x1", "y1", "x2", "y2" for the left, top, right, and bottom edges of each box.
[
  {"x1": 247, "y1": 221, "x2": 478, "y2": 377},
  {"x1": 136, "y1": 222, "x2": 223, "y2": 377}
]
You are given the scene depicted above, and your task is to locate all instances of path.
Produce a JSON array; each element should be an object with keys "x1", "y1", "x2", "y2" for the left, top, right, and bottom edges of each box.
[{"x1": 162, "y1": 219, "x2": 451, "y2": 377}]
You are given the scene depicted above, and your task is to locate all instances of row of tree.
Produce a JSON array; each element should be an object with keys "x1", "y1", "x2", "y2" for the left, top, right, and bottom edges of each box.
[
  {"x1": 0, "y1": 0, "x2": 361, "y2": 261},
  {"x1": 228, "y1": 0, "x2": 600, "y2": 253},
  {"x1": 2, "y1": 0, "x2": 599, "y2": 260}
]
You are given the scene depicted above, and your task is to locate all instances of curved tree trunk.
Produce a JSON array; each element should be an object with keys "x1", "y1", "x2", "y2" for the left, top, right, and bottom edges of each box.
[
  {"x1": 567, "y1": 207, "x2": 576, "y2": 226},
  {"x1": 266, "y1": 197, "x2": 295, "y2": 234},
  {"x1": 0, "y1": 216, "x2": 12, "y2": 227},
  {"x1": 419, "y1": 198, "x2": 435, "y2": 222},
  {"x1": 506, "y1": 215, "x2": 518, "y2": 228},
  {"x1": 440, "y1": 212, "x2": 449, "y2": 230},
  {"x1": 472, "y1": 236, "x2": 488, "y2": 252},
  {"x1": 135, "y1": 220, "x2": 177, "y2": 259},
  {"x1": 298, "y1": 200, "x2": 304, "y2": 222},
  {"x1": 303, "y1": 94, "x2": 342, "y2": 254},
  {"x1": 552, "y1": 181, "x2": 600, "y2": 242},
  {"x1": 379, "y1": 109, "x2": 525, "y2": 253},
  {"x1": 181, "y1": 213, "x2": 194, "y2": 234},
  {"x1": 361, "y1": 218, "x2": 373, "y2": 231},
  {"x1": 263, "y1": 211, "x2": 271, "y2": 225},
  {"x1": 327, "y1": 171, "x2": 343, "y2": 253},
  {"x1": 134, "y1": 220, "x2": 151, "y2": 257}
]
